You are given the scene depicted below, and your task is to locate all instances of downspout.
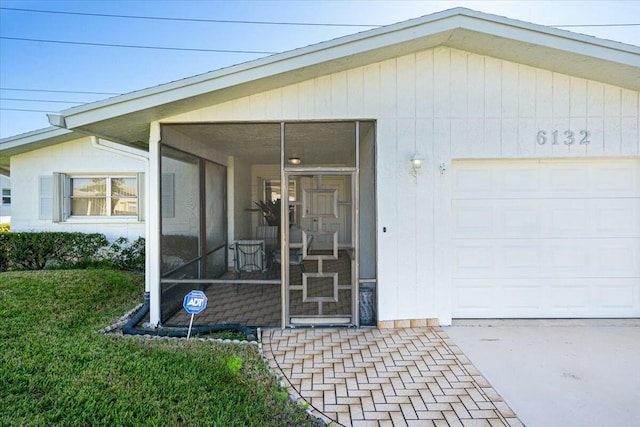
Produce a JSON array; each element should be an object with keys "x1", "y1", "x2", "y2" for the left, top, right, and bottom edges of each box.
[
  {"x1": 90, "y1": 136, "x2": 149, "y2": 162},
  {"x1": 90, "y1": 136, "x2": 152, "y2": 311}
]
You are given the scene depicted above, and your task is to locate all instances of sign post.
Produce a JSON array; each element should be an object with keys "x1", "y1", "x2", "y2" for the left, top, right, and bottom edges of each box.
[{"x1": 183, "y1": 290, "x2": 208, "y2": 339}]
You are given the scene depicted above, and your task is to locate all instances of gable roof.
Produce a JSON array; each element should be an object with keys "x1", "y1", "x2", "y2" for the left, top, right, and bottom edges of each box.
[
  {"x1": 0, "y1": 127, "x2": 78, "y2": 174},
  {"x1": 3, "y1": 7, "x2": 640, "y2": 156}
]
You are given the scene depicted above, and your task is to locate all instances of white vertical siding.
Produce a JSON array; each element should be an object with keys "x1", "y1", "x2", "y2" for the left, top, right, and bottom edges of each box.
[
  {"x1": 347, "y1": 68, "x2": 364, "y2": 117},
  {"x1": 163, "y1": 46, "x2": 640, "y2": 324},
  {"x1": 331, "y1": 71, "x2": 348, "y2": 117},
  {"x1": 396, "y1": 55, "x2": 416, "y2": 118},
  {"x1": 415, "y1": 50, "x2": 434, "y2": 118},
  {"x1": 376, "y1": 119, "x2": 399, "y2": 317},
  {"x1": 622, "y1": 89, "x2": 640, "y2": 155},
  {"x1": 315, "y1": 75, "x2": 332, "y2": 117},
  {"x1": 363, "y1": 63, "x2": 381, "y2": 118},
  {"x1": 379, "y1": 60, "x2": 397, "y2": 118},
  {"x1": 298, "y1": 79, "x2": 315, "y2": 118}
]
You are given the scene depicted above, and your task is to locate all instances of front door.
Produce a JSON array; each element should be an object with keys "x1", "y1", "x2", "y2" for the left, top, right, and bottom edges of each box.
[{"x1": 285, "y1": 172, "x2": 357, "y2": 326}]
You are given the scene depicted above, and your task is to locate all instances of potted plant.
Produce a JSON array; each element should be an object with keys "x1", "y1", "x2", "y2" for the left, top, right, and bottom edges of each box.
[{"x1": 254, "y1": 199, "x2": 281, "y2": 226}]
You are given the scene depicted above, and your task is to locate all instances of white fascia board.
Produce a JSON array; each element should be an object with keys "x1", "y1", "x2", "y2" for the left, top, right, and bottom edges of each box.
[
  {"x1": 461, "y1": 9, "x2": 639, "y2": 54},
  {"x1": 56, "y1": 8, "x2": 639, "y2": 130},
  {"x1": 0, "y1": 127, "x2": 75, "y2": 153},
  {"x1": 458, "y1": 13, "x2": 640, "y2": 66}
]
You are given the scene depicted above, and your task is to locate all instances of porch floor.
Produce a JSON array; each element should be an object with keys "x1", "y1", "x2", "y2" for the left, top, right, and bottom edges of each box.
[
  {"x1": 166, "y1": 282, "x2": 282, "y2": 326},
  {"x1": 165, "y1": 249, "x2": 355, "y2": 327}
]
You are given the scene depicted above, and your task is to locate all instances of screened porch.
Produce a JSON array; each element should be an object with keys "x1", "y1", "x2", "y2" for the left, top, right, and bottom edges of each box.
[{"x1": 156, "y1": 121, "x2": 377, "y2": 328}]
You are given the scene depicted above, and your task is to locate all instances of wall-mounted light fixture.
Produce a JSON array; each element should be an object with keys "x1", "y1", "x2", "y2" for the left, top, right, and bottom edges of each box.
[
  {"x1": 410, "y1": 152, "x2": 425, "y2": 176},
  {"x1": 288, "y1": 157, "x2": 301, "y2": 165}
]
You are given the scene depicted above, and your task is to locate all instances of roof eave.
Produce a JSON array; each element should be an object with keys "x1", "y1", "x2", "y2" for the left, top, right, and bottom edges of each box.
[
  {"x1": 46, "y1": 8, "x2": 640, "y2": 141},
  {"x1": 0, "y1": 127, "x2": 78, "y2": 170}
]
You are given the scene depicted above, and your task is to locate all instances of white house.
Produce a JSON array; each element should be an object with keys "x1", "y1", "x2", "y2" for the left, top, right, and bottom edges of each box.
[
  {"x1": 0, "y1": 128, "x2": 147, "y2": 240},
  {"x1": 1, "y1": 8, "x2": 638, "y2": 328},
  {"x1": 0, "y1": 174, "x2": 11, "y2": 224}
]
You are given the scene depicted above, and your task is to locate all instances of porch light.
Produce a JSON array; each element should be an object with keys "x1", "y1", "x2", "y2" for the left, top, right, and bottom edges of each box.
[
  {"x1": 288, "y1": 157, "x2": 302, "y2": 165},
  {"x1": 410, "y1": 152, "x2": 425, "y2": 176}
]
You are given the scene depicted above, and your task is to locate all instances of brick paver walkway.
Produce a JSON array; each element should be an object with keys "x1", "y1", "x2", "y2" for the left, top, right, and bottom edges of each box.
[{"x1": 263, "y1": 327, "x2": 522, "y2": 427}]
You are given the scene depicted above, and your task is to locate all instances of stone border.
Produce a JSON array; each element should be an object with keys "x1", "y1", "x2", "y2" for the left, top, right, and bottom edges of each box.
[
  {"x1": 98, "y1": 303, "x2": 143, "y2": 334},
  {"x1": 97, "y1": 304, "x2": 254, "y2": 346}
]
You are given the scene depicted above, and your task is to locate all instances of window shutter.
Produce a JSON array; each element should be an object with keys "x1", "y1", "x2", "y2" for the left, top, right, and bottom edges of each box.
[
  {"x1": 137, "y1": 172, "x2": 145, "y2": 222},
  {"x1": 64, "y1": 175, "x2": 71, "y2": 219},
  {"x1": 39, "y1": 175, "x2": 53, "y2": 220},
  {"x1": 52, "y1": 173, "x2": 70, "y2": 222}
]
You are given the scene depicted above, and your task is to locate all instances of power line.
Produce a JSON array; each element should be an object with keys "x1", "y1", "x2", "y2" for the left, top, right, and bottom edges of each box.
[
  {"x1": 0, "y1": 97, "x2": 84, "y2": 104},
  {"x1": 552, "y1": 23, "x2": 640, "y2": 28},
  {"x1": 1, "y1": 7, "x2": 638, "y2": 28},
  {"x1": 0, "y1": 6, "x2": 380, "y2": 27},
  {"x1": 0, "y1": 108, "x2": 57, "y2": 113},
  {"x1": 0, "y1": 36, "x2": 279, "y2": 54},
  {"x1": 0, "y1": 87, "x2": 120, "y2": 95}
]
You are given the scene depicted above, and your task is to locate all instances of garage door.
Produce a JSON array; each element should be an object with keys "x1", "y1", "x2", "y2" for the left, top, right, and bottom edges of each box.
[{"x1": 452, "y1": 159, "x2": 640, "y2": 318}]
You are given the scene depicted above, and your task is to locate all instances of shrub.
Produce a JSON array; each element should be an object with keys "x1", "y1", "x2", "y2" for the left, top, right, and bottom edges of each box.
[
  {"x1": 103, "y1": 236, "x2": 146, "y2": 272},
  {"x1": 0, "y1": 223, "x2": 9, "y2": 233},
  {"x1": 0, "y1": 232, "x2": 8, "y2": 271},
  {"x1": 0, "y1": 232, "x2": 146, "y2": 272},
  {"x1": 0, "y1": 232, "x2": 108, "y2": 271}
]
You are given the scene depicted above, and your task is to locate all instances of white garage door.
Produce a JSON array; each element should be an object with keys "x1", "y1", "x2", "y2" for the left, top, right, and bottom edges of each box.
[{"x1": 452, "y1": 159, "x2": 640, "y2": 318}]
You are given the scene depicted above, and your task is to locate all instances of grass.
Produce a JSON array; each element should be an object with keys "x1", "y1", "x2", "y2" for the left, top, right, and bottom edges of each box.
[{"x1": 0, "y1": 270, "x2": 322, "y2": 427}]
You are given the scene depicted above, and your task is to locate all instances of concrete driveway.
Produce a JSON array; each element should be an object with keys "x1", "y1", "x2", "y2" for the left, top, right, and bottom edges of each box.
[{"x1": 444, "y1": 319, "x2": 640, "y2": 427}]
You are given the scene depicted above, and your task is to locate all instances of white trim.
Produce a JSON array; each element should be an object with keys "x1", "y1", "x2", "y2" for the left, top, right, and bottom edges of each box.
[
  {"x1": 50, "y1": 8, "x2": 638, "y2": 131},
  {"x1": 90, "y1": 136, "x2": 149, "y2": 160},
  {"x1": 0, "y1": 127, "x2": 73, "y2": 150},
  {"x1": 64, "y1": 174, "x2": 141, "y2": 219},
  {"x1": 148, "y1": 124, "x2": 161, "y2": 326},
  {"x1": 63, "y1": 218, "x2": 142, "y2": 224}
]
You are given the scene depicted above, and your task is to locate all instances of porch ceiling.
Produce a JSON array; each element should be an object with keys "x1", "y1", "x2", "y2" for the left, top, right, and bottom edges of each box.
[{"x1": 166, "y1": 121, "x2": 374, "y2": 165}]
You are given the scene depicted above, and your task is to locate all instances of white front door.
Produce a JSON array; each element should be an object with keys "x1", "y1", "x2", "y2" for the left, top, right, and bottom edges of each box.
[
  {"x1": 299, "y1": 175, "x2": 351, "y2": 250},
  {"x1": 285, "y1": 172, "x2": 356, "y2": 326}
]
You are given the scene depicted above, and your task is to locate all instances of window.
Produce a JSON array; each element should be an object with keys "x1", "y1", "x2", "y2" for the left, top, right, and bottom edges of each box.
[
  {"x1": 41, "y1": 173, "x2": 144, "y2": 222},
  {"x1": 71, "y1": 177, "x2": 137, "y2": 217},
  {"x1": 263, "y1": 178, "x2": 297, "y2": 224},
  {"x1": 264, "y1": 179, "x2": 296, "y2": 202},
  {"x1": 1, "y1": 188, "x2": 10, "y2": 205}
]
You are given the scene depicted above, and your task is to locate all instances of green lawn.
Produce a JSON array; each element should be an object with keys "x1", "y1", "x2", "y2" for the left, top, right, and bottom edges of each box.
[{"x1": 0, "y1": 270, "x2": 321, "y2": 427}]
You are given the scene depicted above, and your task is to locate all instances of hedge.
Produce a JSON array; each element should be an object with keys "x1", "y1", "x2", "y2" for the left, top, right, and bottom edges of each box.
[{"x1": 0, "y1": 232, "x2": 145, "y2": 272}]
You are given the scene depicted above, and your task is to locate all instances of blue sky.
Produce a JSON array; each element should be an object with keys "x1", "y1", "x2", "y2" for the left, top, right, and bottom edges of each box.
[{"x1": 1, "y1": 0, "x2": 638, "y2": 138}]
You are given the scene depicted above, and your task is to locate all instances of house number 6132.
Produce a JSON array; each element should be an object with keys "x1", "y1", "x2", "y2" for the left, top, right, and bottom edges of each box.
[{"x1": 536, "y1": 130, "x2": 590, "y2": 145}]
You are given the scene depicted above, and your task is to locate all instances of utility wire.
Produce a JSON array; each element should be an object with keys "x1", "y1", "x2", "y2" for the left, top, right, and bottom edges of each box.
[
  {"x1": 1, "y1": 7, "x2": 638, "y2": 28},
  {"x1": 553, "y1": 23, "x2": 640, "y2": 27},
  {"x1": 0, "y1": 108, "x2": 57, "y2": 113},
  {"x1": 1, "y1": 97, "x2": 84, "y2": 104},
  {"x1": 0, "y1": 87, "x2": 120, "y2": 95},
  {"x1": 0, "y1": 6, "x2": 381, "y2": 27},
  {"x1": 0, "y1": 36, "x2": 278, "y2": 54}
]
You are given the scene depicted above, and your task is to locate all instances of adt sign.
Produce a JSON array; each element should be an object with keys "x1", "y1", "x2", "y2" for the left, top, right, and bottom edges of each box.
[{"x1": 183, "y1": 290, "x2": 208, "y2": 315}]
